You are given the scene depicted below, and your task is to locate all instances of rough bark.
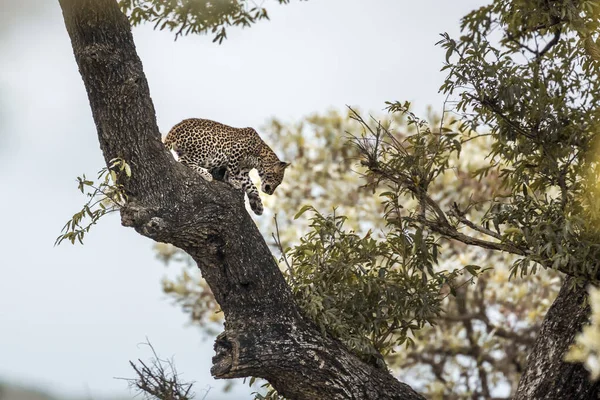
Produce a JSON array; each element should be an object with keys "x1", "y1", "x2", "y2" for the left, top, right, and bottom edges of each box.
[
  {"x1": 514, "y1": 277, "x2": 600, "y2": 400},
  {"x1": 57, "y1": 1, "x2": 423, "y2": 399}
]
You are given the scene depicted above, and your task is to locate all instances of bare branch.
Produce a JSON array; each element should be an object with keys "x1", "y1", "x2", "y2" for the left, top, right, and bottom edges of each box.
[{"x1": 122, "y1": 341, "x2": 195, "y2": 400}]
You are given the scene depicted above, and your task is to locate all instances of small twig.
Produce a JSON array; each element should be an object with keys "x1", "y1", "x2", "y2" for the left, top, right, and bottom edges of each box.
[
  {"x1": 118, "y1": 339, "x2": 195, "y2": 400},
  {"x1": 272, "y1": 214, "x2": 296, "y2": 283},
  {"x1": 174, "y1": 9, "x2": 189, "y2": 41},
  {"x1": 461, "y1": 133, "x2": 492, "y2": 143},
  {"x1": 449, "y1": 203, "x2": 503, "y2": 241}
]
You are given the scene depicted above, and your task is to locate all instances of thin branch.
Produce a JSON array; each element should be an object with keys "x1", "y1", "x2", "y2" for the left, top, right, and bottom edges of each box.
[
  {"x1": 449, "y1": 202, "x2": 503, "y2": 241},
  {"x1": 120, "y1": 340, "x2": 195, "y2": 400},
  {"x1": 173, "y1": 2, "x2": 190, "y2": 41},
  {"x1": 506, "y1": 33, "x2": 538, "y2": 55},
  {"x1": 471, "y1": 94, "x2": 534, "y2": 140},
  {"x1": 417, "y1": 216, "x2": 527, "y2": 256},
  {"x1": 272, "y1": 214, "x2": 296, "y2": 284},
  {"x1": 461, "y1": 133, "x2": 492, "y2": 143},
  {"x1": 537, "y1": 29, "x2": 561, "y2": 60}
]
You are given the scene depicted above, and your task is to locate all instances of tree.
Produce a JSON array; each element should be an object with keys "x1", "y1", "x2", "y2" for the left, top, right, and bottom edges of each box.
[
  {"x1": 57, "y1": 0, "x2": 600, "y2": 399},
  {"x1": 57, "y1": 0, "x2": 422, "y2": 399}
]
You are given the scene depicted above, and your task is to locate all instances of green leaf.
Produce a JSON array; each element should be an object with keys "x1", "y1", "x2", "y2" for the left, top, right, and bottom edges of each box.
[
  {"x1": 294, "y1": 205, "x2": 314, "y2": 220},
  {"x1": 464, "y1": 264, "x2": 481, "y2": 276}
]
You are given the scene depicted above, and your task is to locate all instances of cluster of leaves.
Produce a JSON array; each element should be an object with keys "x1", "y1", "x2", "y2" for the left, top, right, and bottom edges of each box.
[
  {"x1": 434, "y1": 0, "x2": 600, "y2": 281},
  {"x1": 283, "y1": 206, "x2": 466, "y2": 366},
  {"x1": 55, "y1": 158, "x2": 130, "y2": 245},
  {"x1": 118, "y1": 0, "x2": 298, "y2": 42}
]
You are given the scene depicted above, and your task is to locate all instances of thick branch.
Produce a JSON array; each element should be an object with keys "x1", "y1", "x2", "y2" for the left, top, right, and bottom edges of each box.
[
  {"x1": 58, "y1": 1, "x2": 424, "y2": 398},
  {"x1": 514, "y1": 277, "x2": 600, "y2": 399},
  {"x1": 417, "y1": 215, "x2": 528, "y2": 256},
  {"x1": 212, "y1": 322, "x2": 421, "y2": 400}
]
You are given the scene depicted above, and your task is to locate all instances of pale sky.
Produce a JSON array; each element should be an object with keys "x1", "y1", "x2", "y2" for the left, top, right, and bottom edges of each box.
[{"x1": 0, "y1": 1, "x2": 484, "y2": 398}]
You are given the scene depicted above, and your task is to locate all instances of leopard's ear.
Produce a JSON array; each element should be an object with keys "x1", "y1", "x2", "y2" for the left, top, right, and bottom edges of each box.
[{"x1": 279, "y1": 161, "x2": 291, "y2": 170}]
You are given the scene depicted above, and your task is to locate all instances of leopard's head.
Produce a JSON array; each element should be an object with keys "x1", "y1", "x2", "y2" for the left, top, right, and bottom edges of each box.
[{"x1": 260, "y1": 161, "x2": 291, "y2": 195}]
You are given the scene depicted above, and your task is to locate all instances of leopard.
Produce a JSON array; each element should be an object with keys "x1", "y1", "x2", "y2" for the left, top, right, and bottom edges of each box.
[{"x1": 163, "y1": 118, "x2": 290, "y2": 215}]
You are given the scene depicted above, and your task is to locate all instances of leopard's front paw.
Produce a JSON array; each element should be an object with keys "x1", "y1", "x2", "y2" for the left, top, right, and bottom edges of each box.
[{"x1": 249, "y1": 196, "x2": 263, "y2": 215}]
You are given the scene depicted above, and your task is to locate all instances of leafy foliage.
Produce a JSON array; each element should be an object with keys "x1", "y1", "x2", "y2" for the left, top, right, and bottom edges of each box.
[
  {"x1": 284, "y1": 206, "x2": 463, "y2": 366},
  {"x1": 118, "y1": 0, "x2": 300, "y2": 42},
  {"x1": 345, "y1": 103, "x2": 568, "y2": 397},
  {"x1": 55, "y1": 158, "x2": 130, "y2": 245},
  {"x1": 433, "y1": 0, "x2": 600, "y2": 281}
]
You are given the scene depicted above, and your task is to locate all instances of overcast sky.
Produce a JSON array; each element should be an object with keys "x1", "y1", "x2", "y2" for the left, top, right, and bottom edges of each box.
[{"x1": 0, "y1": 1, "x2": 484, "y2": 398}]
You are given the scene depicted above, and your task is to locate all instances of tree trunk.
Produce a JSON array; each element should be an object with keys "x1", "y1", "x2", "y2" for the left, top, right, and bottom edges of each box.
[
  {"x1": 57, "y1": 1, "x2": 423, "y2": 399},
  {"x1": 514, "y1": 276, "x2": 600, "y2": 399}
]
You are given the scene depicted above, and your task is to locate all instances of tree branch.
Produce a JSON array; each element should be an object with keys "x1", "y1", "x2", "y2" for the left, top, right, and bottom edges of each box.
[
  {"x1": 537, "y1": 29, "x2": 561, "y2": 60},
  {"x1": 455, "y1": 287, "x2": 490, "y2": 399},
  {"x1": 416, "y1": 214, "x2": 527, "y2": 256},
  {"x1": 449, "y1": 202, "x2": 503, "y2": 241}
]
